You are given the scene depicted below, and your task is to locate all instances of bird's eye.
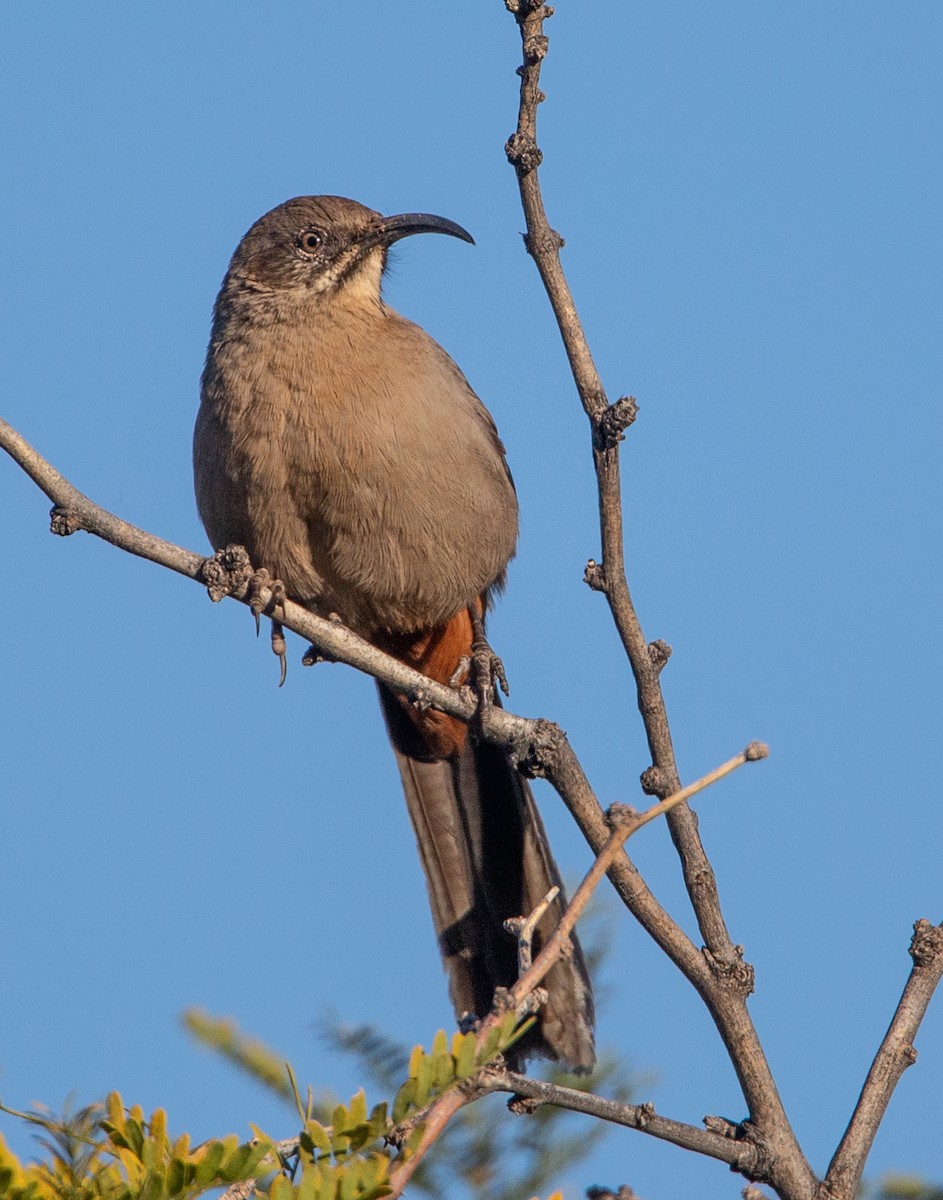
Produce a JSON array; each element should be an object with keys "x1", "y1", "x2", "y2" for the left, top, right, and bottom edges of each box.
[{"x1": 296, "y1": 229, "x2": 324, "y2": 255}]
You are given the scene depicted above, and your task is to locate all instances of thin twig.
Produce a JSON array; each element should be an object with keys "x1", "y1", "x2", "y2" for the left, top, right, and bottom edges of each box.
[
  {"x1": 506, "y1": 885, "x2": 559, "y2": 973},
  {"x1": 497, "y1": 1070, "x2": 757, "y2": 1172},
  {"x1": 510, "y1": 747, "x2": 766, "y2": 1013},
  {"x1": 505, "y1": 0, "x2": 731, "y2": 962},
  {"x1": 502, "y1": 10, "x2": 816, "y2": 1197},
  {"x1": 825, "y1": 919, "x2": 943, "y2": 1200},
  {"x1": 387, "y1": 749, "x2": 762, "y2": 1198}
]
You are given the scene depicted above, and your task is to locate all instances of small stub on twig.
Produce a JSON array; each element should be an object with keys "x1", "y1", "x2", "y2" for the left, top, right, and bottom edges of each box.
[
  {"x1": 200, "y1": 544, "x2": 254, "y2": 603},
  {"x1": 639, "y1": 765, "x2": 665, "y2": 796},
  {"x1": 584, "y1": 558, "x2": 607, "y2": 591},
  {"x1": 49, "y1": 505, "x2": 82, "y2": 537},
  {"x1": 596, "y1": 395, "x2": 639, "y2": 449},
  {"x1": 704, "y1": 1114, "x2": 741, "y2": 1139},
  {"x1": 744, "y1": 741, "x2": 769, "y2": 761},
  {"x1": 607, "y1": 802, "x2": 638, "y2": 829},
  {"x1": 512, "y1": 717, "x2": 561, "y2": 779},
  {"x1": 505, "y1": 131, "x2": 543, "y2": 173},
  {"x1": 910, "y1": 918, "x2": 943, "y2": 967}
]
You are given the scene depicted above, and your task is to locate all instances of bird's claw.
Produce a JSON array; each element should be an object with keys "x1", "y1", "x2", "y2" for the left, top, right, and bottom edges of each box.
[
  {"x1": 271, "y1": 619, "x2": 288, "y2": 687},
  {"x1": 467, "y1": 605, "x2": 510, "y2": 718},
  {"x1": 243, "y1": 569, "x2": 288, "y2": 684},
  {"x1": 246, "y1": 568, "x2": 287, "y2": 633}
]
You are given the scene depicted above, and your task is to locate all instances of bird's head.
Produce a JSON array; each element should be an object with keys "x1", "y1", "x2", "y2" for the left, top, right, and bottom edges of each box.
[{"x1": 224, "y1": 195, "x2": 474, "y2": 304}]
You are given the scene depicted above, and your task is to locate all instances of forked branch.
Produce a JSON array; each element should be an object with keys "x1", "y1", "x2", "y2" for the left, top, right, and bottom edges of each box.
[{"x1": 503, "y1": 6, "x2": 813, "y2": 1197}]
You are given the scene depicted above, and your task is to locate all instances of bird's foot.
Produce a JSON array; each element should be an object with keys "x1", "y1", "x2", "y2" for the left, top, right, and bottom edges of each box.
[
  {"x1": 468, "y1": 605, "x2": 510, "y2": 718},
  {"x1": 245, "y1": 568, "x2": 288, "y2": 685},
  {"x1": 246, "y1": 568, "x2": 287, "y2": 634}
]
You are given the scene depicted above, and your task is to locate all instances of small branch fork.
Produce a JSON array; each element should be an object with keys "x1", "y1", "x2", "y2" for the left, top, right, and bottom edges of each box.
[
  {"x1": 500, "y1": 4, "x2": 943, "y2": 1200},
  {"x1": 387, "y1": 749, "x2": 766, "y2": 1198}
]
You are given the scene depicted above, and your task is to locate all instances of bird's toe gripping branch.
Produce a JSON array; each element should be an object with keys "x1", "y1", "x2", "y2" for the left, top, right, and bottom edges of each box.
[
  {"x1": 467, "y1": 604, "x2": 510, "y2": 718},
  {"x1": 199, "y1": 546, "x2": 289, "y2": 685}
]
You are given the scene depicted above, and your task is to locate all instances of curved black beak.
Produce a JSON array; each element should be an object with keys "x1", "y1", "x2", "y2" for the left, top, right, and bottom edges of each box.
[{"x1": 368, "y1": 211, "x2": 475, "y2": 249}]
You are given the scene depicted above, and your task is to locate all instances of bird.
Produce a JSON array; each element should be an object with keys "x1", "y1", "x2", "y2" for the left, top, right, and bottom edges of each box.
[{"x1": 193, "y1": 195, "x2": 595, "y2": 1070}]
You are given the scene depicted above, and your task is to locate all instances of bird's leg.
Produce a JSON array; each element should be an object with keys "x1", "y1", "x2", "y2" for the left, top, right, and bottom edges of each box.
[{"x1": 468, "y1": 604, "x2": 510, "y2": 715}]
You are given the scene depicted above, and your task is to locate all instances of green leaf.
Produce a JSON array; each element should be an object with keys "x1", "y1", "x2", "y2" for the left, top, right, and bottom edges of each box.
[
  {"x1": 220, "y1": 1140, "x2": 264, "y2": 1182},
  {"x1": 367, "y1": 1102, "x2": 388, "y2": 1137},
  {"x1": 432, "y1": 1052, "x2": 455, "y2": 1093},
  {"x1": 391, "y1": 1079, "x2": 416, "y2": 1125},
  {"x1": 269, "y1": 1174, "x2": 295, "y2": 1200},
  {"x1": 347, "y1": 1091, "x2": 367, "y2": 1127},
  {"x1": 412, "y1": 1053, "x2": 434, "y2": 1107},
  {"x1": 454, "y1": 1033, "x2": 477, "y2": 1080},
  {"x1": 304, "y1": 1121, "x2": 332, "y2": 1156},
  {"x1": 192, "y1": 1139, "x2": 227, "y2": 1186}
]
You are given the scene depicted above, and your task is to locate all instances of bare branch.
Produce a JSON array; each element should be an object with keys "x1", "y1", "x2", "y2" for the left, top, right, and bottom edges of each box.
[
  {"x1": 825, "y1": 919, "x2": 943, "y2": 1200},
  {"x1": 510, "y1": 748, "x2": 766, "y2": 1017},
  {"x1": 497, "y1": 1070, "x2": 758, "y2": 1173},
  {"x1": 504, "y1": 0, "x2": 733, "y2": 963},
  {"x1": 501, "y1": 10, "x2": 816, "y2": 1196},
  {"x1": 387, "y1": 751, "x2": 762, "y2": 1197}
]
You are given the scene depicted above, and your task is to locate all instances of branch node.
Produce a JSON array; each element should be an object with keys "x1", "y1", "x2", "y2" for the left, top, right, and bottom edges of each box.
[
  {"x1": 511, "y1": 717, "x2": 563, "y2": 779},
  {"x1": 505, "y1": 0, "x2": 552, "y2": 15},
  {"x1": 490, "y1": 986, "x2": 516, "y2": 1015},
  {"x1": 584, "y1": 558, "x2": 607, "y2": 591},
  {"x1": 703, "y1": 945, "x2": 756, "y2": 997},
  {"x1": 647, "y1": 639, "x2": 672, "y2": 671},
  {"x1": 409, "y1": 686, "x2": 433, "y2": 714},
  {"x1": 635, "y1": 1101, "x2": 655, "y2": 1129},
  {"x1": 523, "y1": 33, "x2": 548, "y2": 62},
  {"x1": 505, "y1": 131, "x2": 543, "y2": 174},
  {"x1": 910, "y1": 918, "x2": 943, "y2": 967},
  {"x1": 50, "y1": 505, "x2": 82, "y2": 537},
  {"x1": 639, "y1": 765, "x2": 665, "y2": 796},
  {"x1": 507, "y1": 1093, "x2": 541, "y2": 1115},
  {"x1": 606, "y1": 802, "x2": 638, "y2": 829},
  {"x1": 744, "y1": 740, "x2": 769, "y2": 762},
  {"x1": 301, "y1": 643, "x2": 334, "y2": 666},
  {"x1": 594, "y1": 395, "x2": 639, "y2": 450},
  {"x1": 703, "y1": 1114, "x2": 740, "y2": 1139},
  {"x1": 522, "y1": 226, "x2": 564, "y2": 259},
  {"x1": 199, "y1": 544, "x2": 254, "y2": 603},
  {"x1": 517, "y1": 985, "x2": 549, "y2": 1017}
]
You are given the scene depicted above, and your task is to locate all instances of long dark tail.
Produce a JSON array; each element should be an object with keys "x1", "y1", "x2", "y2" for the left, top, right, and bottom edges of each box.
[{"x1": 379, "y1": 684, "x2": 596, "y2": 1072}]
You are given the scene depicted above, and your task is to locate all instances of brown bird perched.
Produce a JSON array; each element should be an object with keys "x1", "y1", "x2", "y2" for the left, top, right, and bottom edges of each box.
[{"x1": 193, "y1": 195, "x2": 595, "y2": 1070}]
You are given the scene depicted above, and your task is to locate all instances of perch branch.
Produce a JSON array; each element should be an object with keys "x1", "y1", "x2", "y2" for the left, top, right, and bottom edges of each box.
[
  {"x1": 503, "y1": 6, "x2": 815, "y2": 1196},
  {"x1": 0, "y1": 416, "x2": 721, "y2": 1000}
]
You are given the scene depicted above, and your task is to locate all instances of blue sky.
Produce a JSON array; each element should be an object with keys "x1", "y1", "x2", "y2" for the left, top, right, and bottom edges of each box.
[{"x1": 1, "y1": 4, "x2": 941, "y2": 1198}]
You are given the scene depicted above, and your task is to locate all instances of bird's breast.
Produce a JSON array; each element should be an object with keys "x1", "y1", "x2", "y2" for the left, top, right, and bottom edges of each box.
[{"x1": 196, "y1": 307, "x2": 518, "y2": 635}]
